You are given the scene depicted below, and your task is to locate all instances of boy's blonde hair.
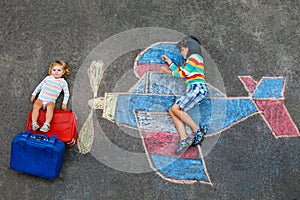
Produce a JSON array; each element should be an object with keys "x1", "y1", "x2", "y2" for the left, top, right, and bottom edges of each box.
[{"x1": 48, "y1": 60, "x2": 70, "y2": 78}]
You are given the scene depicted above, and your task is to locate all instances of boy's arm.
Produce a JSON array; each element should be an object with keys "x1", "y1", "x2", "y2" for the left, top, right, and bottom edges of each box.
[
  {"x1": 169, "y1": 63, "x2": 184, "y2": 78},
  {"x1": 162, "y1": 54, "x2": 184, "y2": 78}
]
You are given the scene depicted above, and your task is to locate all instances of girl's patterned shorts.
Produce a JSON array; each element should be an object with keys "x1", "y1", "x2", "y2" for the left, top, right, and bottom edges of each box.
[{"x1": 175, "y1": 83, "x2": 207, "y2": 111}]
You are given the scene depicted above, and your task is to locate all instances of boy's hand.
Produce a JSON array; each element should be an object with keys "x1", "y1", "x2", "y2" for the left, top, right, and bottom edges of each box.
[
  {"x1": 62, "y1": 104, "x2": 68, "y2": 110},
  {"x1": 161, "y1": 55, "x2": 172, "y2": 65}
]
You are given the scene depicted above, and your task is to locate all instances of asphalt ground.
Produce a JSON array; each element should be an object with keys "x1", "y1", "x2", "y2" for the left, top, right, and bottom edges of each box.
[{"x1": 1, "y1": 0, "x2": 299, "y2": 199}]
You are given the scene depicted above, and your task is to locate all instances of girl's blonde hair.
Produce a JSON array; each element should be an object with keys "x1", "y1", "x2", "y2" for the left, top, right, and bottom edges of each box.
[{"x1": 48, "y1": 60, "x2": 70, "y2": 78}]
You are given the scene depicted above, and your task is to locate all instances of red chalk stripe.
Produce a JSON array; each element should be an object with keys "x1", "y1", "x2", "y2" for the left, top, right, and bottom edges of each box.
[
  {"x1": 141, "y1": 130, "x2": 200, "y2": 159},
  {"x1": 255, "y1": 100, "x2": 300, "y2": 137},
  {"x1": 136, "y1": 63, "x2": 168, "y2": 78}
]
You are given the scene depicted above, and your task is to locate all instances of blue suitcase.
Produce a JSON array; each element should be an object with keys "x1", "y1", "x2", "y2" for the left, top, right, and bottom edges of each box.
[{"x1": 10, "y1": 130, "x2": 65, "y2": 179}]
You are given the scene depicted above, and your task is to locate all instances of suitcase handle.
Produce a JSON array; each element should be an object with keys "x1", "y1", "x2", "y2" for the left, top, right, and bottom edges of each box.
[
  {"x1": 21, "y1": 131, "x2": 57, "y2": 144},
  {"x1": 33, "y1": 134, "x2": 57, "y2": 143}
]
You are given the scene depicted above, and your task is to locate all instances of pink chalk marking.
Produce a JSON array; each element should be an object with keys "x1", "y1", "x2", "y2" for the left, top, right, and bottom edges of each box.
[
  {"x1": 141, "y1": 130, "x2": 199, "y2": 159},
  {"x1": 135, "y1": 63, "x2": 168, "y2": 78},
  {"x1": 254, "y1": 100, "x2": 300, "y2": 137},
  {"x1": 239, "y1": 76, "x2": 258, "y2": 94}
]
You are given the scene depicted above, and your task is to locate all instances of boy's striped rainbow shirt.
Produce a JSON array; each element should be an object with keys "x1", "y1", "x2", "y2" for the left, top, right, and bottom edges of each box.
[
  {"x1": 169, "y1": 53, "x2": 206, "y2": 87},
  {"x1": 32, "y1": 75, "x2": 69, "y2": 105}
]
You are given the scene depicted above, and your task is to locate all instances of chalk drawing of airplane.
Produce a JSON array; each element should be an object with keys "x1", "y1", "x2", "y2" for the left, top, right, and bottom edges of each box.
[{"x1": 84, "y1": 42, "x2": 299, "y2": 185}]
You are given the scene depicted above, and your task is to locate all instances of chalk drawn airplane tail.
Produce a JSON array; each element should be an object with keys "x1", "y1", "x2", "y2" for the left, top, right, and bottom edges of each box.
[{"x1": 239, "y1": 76, "x2": 299, "y2": 138}]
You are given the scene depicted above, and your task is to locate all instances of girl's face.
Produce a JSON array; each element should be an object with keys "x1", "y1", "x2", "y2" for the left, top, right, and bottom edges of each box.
[
  {"x1": 180, "y1": 47, "x2": 188, "y2": 59},
  {"x1": 51, "y1": 65, "x2": 65, "y2": 78}
]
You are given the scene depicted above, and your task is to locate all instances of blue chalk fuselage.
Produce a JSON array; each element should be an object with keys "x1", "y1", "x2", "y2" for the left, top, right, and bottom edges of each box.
[{"x1": 114, "y1": 91, "x2": 258, "y2": 134}]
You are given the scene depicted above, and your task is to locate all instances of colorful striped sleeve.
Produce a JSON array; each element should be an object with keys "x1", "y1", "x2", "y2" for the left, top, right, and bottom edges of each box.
[
  {"x1": 32, "y1": 76, "x2": 48, "y2": 96},
  {"x1": 169, "y1": 63, "x2": 185, "y2": 78},
  {"x1": 62, "y1": 79, "x2": 70, "y2": 105},
  {"x1": 186, "y1": 54, "x2": 204, "y2": 72}
]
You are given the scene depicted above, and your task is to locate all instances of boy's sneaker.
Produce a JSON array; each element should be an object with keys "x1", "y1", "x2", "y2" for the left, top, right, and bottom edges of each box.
[
  {"x1": 192, "y1": 126, "x2": 207, "y2": 145},
  {"x1": 175, "y1": 137, "x2": 193, "y2": 155}
]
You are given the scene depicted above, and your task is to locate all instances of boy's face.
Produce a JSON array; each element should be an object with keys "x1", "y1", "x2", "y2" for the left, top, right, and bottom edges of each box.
[
  {"x1": 180, "y1": 47, "x2": 188, "y2": 59},
  {"x1": 51, "y1": 65, "x2": 65, "y2": 78}
]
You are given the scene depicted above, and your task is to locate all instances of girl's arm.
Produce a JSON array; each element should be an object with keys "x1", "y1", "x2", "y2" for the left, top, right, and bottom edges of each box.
[
  {"x1": 31, "y1": 76, "x2": 48, "y2": 100},
  {"x1": 62, "y1": 80, "x2": 70, "y2": 109}
]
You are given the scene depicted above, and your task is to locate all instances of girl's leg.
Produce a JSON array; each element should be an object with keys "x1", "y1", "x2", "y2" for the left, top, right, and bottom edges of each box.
[
  {"x1": 40, "y1": 102, "x2": 55, "y2": 132},
  {"x1": 45, "y1": 102, "x2": 55, "y2": 124},
  {"x1": 32, "y1": 99, "x2": 43, "y2": 122},
  {"x1": 170, "y1": 104, "x2": 200, "y2": 133}
]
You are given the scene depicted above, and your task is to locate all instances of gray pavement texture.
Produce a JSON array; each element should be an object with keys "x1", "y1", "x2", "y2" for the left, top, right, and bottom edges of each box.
[{"x1": 1, "y1": 0, "x2": 299, "y2": 199}]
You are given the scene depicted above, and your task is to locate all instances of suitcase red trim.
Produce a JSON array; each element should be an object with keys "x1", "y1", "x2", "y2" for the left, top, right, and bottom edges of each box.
[{"x1": 26, "y1": 110, "x2": 78, "y2": 148}]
